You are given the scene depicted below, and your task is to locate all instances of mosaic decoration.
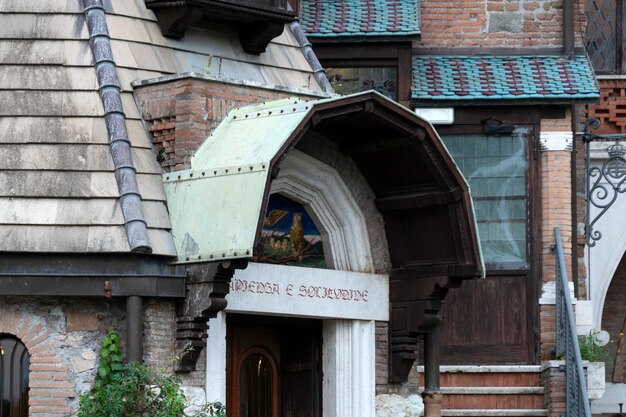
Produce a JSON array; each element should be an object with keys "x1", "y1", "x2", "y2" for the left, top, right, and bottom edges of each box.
[
  {"x1": 300, "y1": 0, "x2": 420, "y2": 38},
  {"x1": 257, "y1": 194, "x2": 326, "y2": 269},
  {"x1": 412, "y1": 55, "x2": 599, "y2": 101}
]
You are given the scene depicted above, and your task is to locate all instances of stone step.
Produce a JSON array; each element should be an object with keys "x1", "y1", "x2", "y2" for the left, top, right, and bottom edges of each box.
[
  {"x1": 417, "y1": 365, "x2": 542, "y2": 388},
  {"x1": 417, "y1": 365, "x2": 547, "y2": 415},
  {"x1": 441, "y1": 410, "x2": 548, "y2": 417},
  {"x1": 437, "y1": 387, "x2": 544, "y2": 395}
]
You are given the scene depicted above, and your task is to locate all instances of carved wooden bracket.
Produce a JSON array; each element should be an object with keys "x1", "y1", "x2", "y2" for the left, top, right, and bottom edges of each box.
[
  {"x1": 145, "y1": 0, "x2": 295, "y2": 53},
  {"x1": 389, "y1": 275, "x2": 463, "y2": 382},
  {"x1": 174, "y1": 259, "x2": 248, "y2": 372}
]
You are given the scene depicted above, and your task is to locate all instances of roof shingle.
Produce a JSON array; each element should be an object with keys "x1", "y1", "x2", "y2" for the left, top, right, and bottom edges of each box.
[
  {"x1": 300, "y1": 0, "x2": 420, "y2": 39},
  {"x1": 412, "y1": 55, "x2": 599, "y2": 102}
]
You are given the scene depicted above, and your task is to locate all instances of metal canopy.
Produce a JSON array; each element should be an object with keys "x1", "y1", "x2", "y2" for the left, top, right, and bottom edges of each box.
[
  {"x1": 164, "y1": 91, "x2": 484, "y2": 275},
  {"x1": 163, "y1": 97, "x2": 320, "y2": 263}
]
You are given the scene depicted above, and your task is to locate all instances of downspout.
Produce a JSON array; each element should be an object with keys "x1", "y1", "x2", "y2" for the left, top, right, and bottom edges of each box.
[
  {"x1": 82, "y1": 0, "x2": 152, "y2": 253},
  {"x1": 286, "y1": 10, "x2": 334, "y2": 94},
  {"x1": 563, "y1": 0, "x2": 575, "y2": 57},
  {"x1": 126, "y1": 296, "x2": 144, "y2": 363}
]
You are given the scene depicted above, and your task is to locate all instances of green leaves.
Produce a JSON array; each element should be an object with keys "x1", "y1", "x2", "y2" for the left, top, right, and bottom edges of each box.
[{"x1": 78, "y1": 328, "x2": 222, "y2": 417}]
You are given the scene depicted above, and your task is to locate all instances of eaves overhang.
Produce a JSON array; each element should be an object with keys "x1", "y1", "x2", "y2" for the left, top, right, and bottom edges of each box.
[{"x1": 163, "y1": 90, "x2": 484, "y2": 281}]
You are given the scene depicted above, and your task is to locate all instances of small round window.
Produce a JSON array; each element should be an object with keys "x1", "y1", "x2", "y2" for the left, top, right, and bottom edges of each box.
[{"x1": 238, "y1": 350, "x2": 276, "y2": 417}]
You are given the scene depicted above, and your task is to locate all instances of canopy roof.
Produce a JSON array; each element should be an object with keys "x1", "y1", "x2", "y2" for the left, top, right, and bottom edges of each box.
[{"x1": 164, "y1": 90, "x2": 483, "y2": 278}]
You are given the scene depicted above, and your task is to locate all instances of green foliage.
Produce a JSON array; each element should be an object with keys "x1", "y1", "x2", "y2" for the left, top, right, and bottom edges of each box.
[
  {"x1": 195, "y1": 402, "x2": 226, "y2": 417},
  {"x1": 578, "y1": 330, "x2": 609, "y2": 362},
  {"x1": 78, "y1": 329, "x2": 226, "y2": 417}
]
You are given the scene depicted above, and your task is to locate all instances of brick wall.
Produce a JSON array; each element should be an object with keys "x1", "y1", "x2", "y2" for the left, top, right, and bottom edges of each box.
[
  {"x1": 133, "y1": 77, "x2": 325, "y2": 172},
  {"x1": 539, "y1": 115, "x2": 574, "y2": 359},
  {"x1": 416, "y1": 0, "x2": 586, "y2": 48},
  {"x1": 542, "y1": 362, "x2": 566, "y2": 417}
]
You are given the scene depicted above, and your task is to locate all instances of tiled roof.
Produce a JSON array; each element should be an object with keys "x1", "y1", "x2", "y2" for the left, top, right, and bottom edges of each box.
[
  {"x1": 300, "y1": 0, "x2": 420, "y2": 39},
  {"x1": 412, "y1": 55, "x2": 599, "y2": 102}
]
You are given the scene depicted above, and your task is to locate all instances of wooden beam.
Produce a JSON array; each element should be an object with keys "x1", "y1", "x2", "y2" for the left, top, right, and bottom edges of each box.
[{"x1": 376, "y1": 187, "x2": 463, "y2": 211}]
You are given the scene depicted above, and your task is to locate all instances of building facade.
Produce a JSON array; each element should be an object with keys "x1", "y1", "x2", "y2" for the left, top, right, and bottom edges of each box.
[{"x1": 0, "y1": 0, "x2": 608, "y2": 417}]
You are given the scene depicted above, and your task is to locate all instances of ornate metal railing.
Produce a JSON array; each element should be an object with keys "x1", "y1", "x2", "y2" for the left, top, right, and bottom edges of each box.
[
  {"x1": 583, "y1": 118, "x2": 626, "y2": 247},
  {"x1": 554, "y1": 227, "x2": 592, "y2": 417}
]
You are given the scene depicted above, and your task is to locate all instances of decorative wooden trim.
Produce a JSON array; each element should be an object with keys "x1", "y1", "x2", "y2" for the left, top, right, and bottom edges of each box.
[{"x1": 145, "y1": 0, "x2": 296, "y2": 53}]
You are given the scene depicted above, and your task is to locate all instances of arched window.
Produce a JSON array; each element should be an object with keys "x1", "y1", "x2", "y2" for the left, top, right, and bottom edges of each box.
[
  {"x1": 0, "y1": 335, "x2": 29, "y2": 417},
  {"x1": 236, "y1": 348, "x2": 278, "y2": 417}
]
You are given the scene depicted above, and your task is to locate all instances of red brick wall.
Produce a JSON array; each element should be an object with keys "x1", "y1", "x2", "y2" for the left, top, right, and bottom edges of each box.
[
  {"x1": 539, "y1": 116, "x2": 574, "y2": 359},
  {"x1": 416, "y1": 0, "x2": 586, "y2": 48},
  {"x1": 134, "y1": 78, "x2": 324, "y2": 172}
]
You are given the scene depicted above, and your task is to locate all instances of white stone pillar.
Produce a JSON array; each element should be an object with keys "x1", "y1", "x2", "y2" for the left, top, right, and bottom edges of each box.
[
  {"x1": 323, "y1": 319, "x2": 375, "y2": 417},
  {"x1": 205, "y1": 312, "x2": 227, "y2": 404}
]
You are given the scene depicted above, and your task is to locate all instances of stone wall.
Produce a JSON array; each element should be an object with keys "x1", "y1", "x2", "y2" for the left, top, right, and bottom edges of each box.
[{"x1": 0, "y1": 297, "x2": 125, "y2": 416}]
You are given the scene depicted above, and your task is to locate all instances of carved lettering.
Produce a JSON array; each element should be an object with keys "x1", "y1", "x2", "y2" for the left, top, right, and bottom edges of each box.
[{"x1": 231, "y1": 278, "x2": 369, "y2": 302}]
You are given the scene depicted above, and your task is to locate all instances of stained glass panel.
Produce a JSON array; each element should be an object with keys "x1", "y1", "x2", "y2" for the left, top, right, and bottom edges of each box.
[{"x1": 257, "y1": 194, "x2": 326, "y2": 268}]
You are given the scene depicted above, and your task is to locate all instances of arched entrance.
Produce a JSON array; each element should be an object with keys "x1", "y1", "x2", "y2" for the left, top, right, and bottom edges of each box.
[{"x1": 0, "y1": 335, "x2": 29, "y2": 417}]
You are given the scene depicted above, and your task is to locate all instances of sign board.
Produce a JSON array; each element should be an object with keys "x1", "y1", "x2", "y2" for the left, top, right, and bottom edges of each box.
[{"x1": 225, "y1": 262, "x2": 389, "y2": 321}]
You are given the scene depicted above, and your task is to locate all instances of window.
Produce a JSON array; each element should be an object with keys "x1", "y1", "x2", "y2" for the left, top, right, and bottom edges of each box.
[
  {"x1": 585, "y1": 0, "x2": 625, "y2": 74},
  {"x1": 239, "y1": 350, "x2": 277, "y2": 417},
  {"x1": 326, "y1": 67, "x2": 397, "y2": 100},
  {"x1": 0, "y1": 335, "x2": 29, "y2": 417},
  {"x1": 313, "y1": 43, "x2": 412, "y2": 104},
  {"x1": 442, "y1": 129, "x2": 529, "y2": 267}
]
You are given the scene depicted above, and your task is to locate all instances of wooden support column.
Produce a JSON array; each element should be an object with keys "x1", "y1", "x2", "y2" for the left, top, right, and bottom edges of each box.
[{"x1": 423, "y1": 325, "x2": 443, "y2": 417}]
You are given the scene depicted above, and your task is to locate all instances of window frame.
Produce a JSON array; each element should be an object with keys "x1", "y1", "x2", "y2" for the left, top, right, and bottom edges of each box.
[
  {"x1": 435, "y1": 121, "x2": 539, "y2": 273},
  {"x1": 312, "y1": 42, "x2": 413, "y2": 106},
  {"x1": 0, "y1": 334, "x2": 30, "y2": 417},
  {"x1": 585, "y1": 0, "x2": 626, "y2": 74}
]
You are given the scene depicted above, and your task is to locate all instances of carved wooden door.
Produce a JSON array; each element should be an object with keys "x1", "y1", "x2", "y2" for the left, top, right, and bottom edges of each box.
[{"x1": 227, "y1": 316, "x2": 322, "y2": 417}]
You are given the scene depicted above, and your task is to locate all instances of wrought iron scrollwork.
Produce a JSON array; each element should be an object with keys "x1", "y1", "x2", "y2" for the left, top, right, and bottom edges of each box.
[{"x1": 583, "y1": 118, "x2": 626, "y2": 247}]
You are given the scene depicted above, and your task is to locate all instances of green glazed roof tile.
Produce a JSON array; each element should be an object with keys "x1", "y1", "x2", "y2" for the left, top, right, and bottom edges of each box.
[
  {"x1": 300, "y1": 0, "x2": 420, "y2": 38},
  {"x1": 412, "y1": 55, "x2": 599, "y2": 102}
]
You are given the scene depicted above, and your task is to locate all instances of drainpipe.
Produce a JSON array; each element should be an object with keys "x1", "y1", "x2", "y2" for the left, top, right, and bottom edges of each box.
[
  {"x1": 422, "y1": 326, "x2": 442, "y2": 417},
  {"x1": 126, "y1": 296, "x2": 143, "y2": 363},
  {"x1": 563, "y1": 0, "x2": 575, "y2": 57}
]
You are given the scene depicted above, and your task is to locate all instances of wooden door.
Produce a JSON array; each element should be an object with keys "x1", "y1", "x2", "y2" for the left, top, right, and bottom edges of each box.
[{"x1": 227, "y1": 316, "x2": 322, "y2": 417}]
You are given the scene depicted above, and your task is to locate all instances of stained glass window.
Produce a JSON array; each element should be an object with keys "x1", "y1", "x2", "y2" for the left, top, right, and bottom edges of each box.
[{"x1": 258, "y1": 194, "x2": 326, "y2": 268}]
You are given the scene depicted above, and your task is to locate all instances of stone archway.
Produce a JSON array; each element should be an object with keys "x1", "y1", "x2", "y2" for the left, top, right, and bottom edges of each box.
[{"x1": 0, "y1": 308, "x2": 74, "y2": 416}]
